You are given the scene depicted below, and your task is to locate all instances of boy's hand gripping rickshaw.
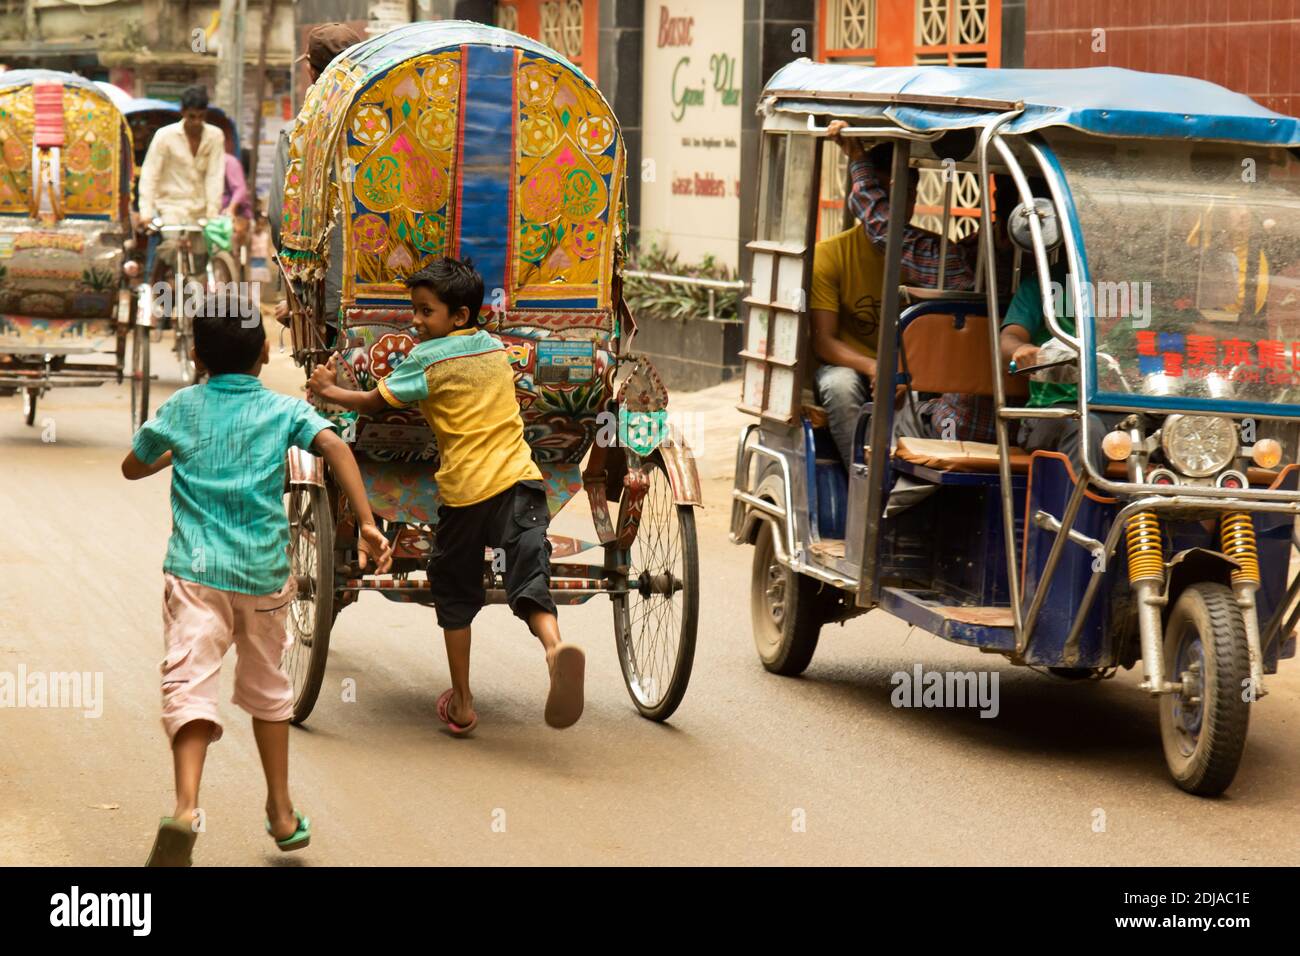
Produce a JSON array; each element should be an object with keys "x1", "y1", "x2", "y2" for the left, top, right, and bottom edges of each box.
[
  {"x1": 732, "y1": 62, "x2": 1300, "y2": 795},
  {"x1": 275, "y1": 22, "x2": 701, "y2": 724},
  {"x1": 0, "y1": 70, "x2": 145, "y2": 430}
]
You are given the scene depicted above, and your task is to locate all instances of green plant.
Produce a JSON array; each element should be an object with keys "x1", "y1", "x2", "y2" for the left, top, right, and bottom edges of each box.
[{"x1": 624, "y1": 242, "x2": 739, "y2": 321}]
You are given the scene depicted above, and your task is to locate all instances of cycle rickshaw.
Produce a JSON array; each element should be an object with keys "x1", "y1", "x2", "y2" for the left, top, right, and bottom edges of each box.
[
  {"x1": 277, "y1": 21, "x2": 701, "y2": 724},
  {"x1": 124, "y1": 97, "x2": 242, "y2": 404},
  {"x1": 0, "y1": 69, "x2": 143, "y2": 429},
  {"x1": 731, "y1": 62, "x2": 1300, "y2": 795}
]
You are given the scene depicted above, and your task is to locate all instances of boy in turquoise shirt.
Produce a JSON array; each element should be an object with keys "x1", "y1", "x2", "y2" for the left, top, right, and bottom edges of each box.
[{"x1": 123, "y1": 296, "x2": 391, "y2": 866}]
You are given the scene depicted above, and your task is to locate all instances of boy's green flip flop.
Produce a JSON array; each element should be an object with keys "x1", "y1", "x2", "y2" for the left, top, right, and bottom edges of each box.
[
  {"x1": 266, "y1": 810, "x2": 311, "y2": 852},
  {"x1": 145, "y1": 817, "x2": 197, "y2": 867}
]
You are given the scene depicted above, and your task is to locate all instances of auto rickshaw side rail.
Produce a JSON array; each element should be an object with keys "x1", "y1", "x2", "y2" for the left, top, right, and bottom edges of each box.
[{"x1": 731, "y1": 423, "x2": 855, "y2": 590}]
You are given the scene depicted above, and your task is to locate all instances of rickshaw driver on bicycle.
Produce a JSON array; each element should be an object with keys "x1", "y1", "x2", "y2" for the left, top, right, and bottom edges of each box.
[
  {"x1": 812, "y1": 121, "x2": 1009, "y2": 469},
  {"x1": 137, "y1": 85, "x2": 225, "y2": 284},
  {"x1": 269, "y1": 23, "x2": 364, "y2": 344}
]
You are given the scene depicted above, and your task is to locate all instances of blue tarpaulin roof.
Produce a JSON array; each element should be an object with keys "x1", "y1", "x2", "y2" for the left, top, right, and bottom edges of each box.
[
  {"x1": 764, "y1": 61, "x2": 1300, "y2": 146},
  {"x1": 124, "y1": 97, "x2": 178, "y2": 114}
]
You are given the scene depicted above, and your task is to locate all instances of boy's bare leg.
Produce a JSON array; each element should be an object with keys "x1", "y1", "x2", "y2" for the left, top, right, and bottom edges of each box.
[
  {"x1": 171, "y1": 719, "x2": 213, "y2": 827},
  {"x1": 252, "y1": 717, "x2": 297, "y2": 840},
  {"x1": 528, "y1": 609, "x2": 561, "y2": 654},
  {"x1": 442, "y1": 626, "x2": 476, "y2": 724},
  {"x1": 530, "y1": 610, "x2": 584, "y2": 728}
]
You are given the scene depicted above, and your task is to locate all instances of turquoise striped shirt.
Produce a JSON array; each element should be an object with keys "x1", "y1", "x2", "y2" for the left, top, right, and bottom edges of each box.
[{"x1": 132, "y1": 374, "x2": 335, "y2": 595}]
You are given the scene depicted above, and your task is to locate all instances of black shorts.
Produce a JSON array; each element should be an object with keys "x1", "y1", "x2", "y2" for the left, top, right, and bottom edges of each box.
[{"x1": 427, "y1": 479, "x2": 556, "y2": 630}]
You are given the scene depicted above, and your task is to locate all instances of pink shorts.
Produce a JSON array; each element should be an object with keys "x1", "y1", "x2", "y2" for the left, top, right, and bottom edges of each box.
[{"x1": 159, "y1": 573, "x2": 298, "y2": 743}]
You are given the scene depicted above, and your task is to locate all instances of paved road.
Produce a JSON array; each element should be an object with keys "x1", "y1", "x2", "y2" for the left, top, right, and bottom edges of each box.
[{"x1": 2, "y1": 335, "x2": 1298, "y2": 865}]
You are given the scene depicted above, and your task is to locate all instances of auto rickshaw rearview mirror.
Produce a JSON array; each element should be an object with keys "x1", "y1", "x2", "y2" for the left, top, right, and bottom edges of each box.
[{"x1": 1008, "y1": 197, "x2": 1063, "y2": 253}]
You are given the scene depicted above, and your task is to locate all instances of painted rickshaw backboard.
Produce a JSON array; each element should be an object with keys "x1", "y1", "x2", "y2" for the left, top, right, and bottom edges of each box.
[
  {"x1": 0, "y1": 71, "x2": 131, "y2": 335},
  {"x1": 281, "y1": 21, "x2": 626, "y2": 316},
  {"x1": 0, "y1": 71, "x2": 129, "y2": 221}
]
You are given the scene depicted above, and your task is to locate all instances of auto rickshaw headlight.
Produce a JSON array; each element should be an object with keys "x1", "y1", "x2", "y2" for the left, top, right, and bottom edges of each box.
[
  {"x1": 1251, "y1": 437, "x2": 1283, "y2": 470},
  {"x1": 1101, "y1": 429, "x2": 1132, "y2": 461},
  {"x1": 1160, "y1": 414, "x2": 1238, "y2": 478}
]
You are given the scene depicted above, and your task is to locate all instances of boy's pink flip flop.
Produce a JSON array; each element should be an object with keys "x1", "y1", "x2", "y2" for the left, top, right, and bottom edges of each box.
[{"x1": 436, "y1": 688, "x2": 478, "y2": 736}]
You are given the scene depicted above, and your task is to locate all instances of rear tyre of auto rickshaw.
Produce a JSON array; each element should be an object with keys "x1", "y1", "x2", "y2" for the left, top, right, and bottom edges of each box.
[
  {"x1": 1047, "y1": 667, "x2": 1095, "y2": 680},
  {"x1": 750, "y1": 521, "x2": 829, "y2": 676},
  {"x1": 1158, "y1": 582, "x2": 1251, "y2": 796},
  {"x1": 609, "y1": 453, "x2": 699, "y2": 722},
  {"x1": 130, "y1": 324, "x2": 151, "y2": 432},
  {"x1": 282, "y1": 483, "x2": 336, "y2": 725},
  {"x1": 22, "y1": 388, "x2": 37, "y2": 426}
]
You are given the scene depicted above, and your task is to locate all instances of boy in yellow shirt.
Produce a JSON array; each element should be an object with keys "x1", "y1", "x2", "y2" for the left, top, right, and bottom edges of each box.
[{"x1": 307, "y1": 257, "x2": 584, "y2": 733}]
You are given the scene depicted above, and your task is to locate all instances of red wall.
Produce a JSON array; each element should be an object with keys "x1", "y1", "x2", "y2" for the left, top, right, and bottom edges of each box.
[{"x1": 1025, "y1": 0, "x2": 1300, "y2": 117}]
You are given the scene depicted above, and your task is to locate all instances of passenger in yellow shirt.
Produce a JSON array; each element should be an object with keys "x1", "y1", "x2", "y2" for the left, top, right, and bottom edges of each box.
[{"x1": 307, "y1": 258, "x2": 585, "y2": 734}]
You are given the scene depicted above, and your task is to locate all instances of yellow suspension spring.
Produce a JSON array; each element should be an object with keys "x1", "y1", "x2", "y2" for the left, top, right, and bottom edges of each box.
[
  {"x1": 1220, "y1": 511, "x2": 1261, "y2": 585},
  {"x1": 1126, "y1": 511, "x2": 1165, "y2": 582}
]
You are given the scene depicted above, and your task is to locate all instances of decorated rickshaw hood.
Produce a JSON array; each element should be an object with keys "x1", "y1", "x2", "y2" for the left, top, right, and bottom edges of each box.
[
  {"x1": 762, "y1": 61, "x2": 1300, "y2": 147},
  {"x1": 0, "y1": 68, "x2": 132, "y2": 223},
  {"x1": 280, "y1": 18, "x2": 627, "y2": 307}
]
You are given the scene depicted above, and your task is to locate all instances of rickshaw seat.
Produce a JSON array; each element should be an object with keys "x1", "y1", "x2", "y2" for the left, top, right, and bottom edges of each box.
[
  {"x1": 893, "y1": 436, "x2": 1031, "y2": 474},
  {"x1": 899, "y1": 302, "x2": 1028, "y2": 401}
]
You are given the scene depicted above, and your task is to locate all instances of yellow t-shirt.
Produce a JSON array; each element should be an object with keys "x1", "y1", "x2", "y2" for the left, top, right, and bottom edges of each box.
[
  {"x1": 377, "y1": 328, "x2": 542, "y2": 507},
  {"x1": 809, "y1": 226, "x2": 885, "y2": 359}
]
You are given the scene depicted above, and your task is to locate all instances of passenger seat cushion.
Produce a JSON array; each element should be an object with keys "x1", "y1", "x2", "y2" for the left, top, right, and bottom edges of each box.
[{"x1": 894, "y1": 436, "x2": 1031, "y2": 473}]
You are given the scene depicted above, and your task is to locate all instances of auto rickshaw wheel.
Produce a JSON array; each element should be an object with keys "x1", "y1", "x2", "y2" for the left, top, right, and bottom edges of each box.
[
  {"x1": 282, "y1": 483, "x2": 336, "y2": 725},
  {"x1": 130, "y1": 324, "x2": 151, "y2": 432},
  {"x1": 22, "y1": 388, "x2": 37, "y2": 426},
  {"x1": 1158, "y1": 582, "x2": 1251, "y2": 796},
  {"x1": 609, "y1": 453, "x2": 699, "y2": 722},
  {"x1": 750, "y1": 521, "x2": 828, "y2": 676}
]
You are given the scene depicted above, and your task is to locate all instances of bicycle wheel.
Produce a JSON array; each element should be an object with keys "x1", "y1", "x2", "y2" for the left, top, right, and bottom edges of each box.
[
  {"x1": 281, "y1": 483, "x2": 336, "y2": 724},
  {"x1": 607, "y1": 453, "x2": 699, "y2": 722},
  {"x1": 130, "y1": 323, "x2": 151, "y2": 431},
  {"x1": 209, "y1": 251, "x2": 239, "y2": 288},
  {"x1": 174, "y1": 314, "x2": 196, "y2": 386}
]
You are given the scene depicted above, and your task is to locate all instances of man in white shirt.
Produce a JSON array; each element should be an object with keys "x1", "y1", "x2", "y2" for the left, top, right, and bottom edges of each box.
[{"x1": 138, "y1": 85, "x2": 225, "y2": 282}]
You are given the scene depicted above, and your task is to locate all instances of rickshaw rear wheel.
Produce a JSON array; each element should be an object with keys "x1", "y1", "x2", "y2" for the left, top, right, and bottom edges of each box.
[
  {"x1": 282, "y1": 483, "x2": 336, "y2": 725},
  {"x1": 1158, "y1": 582, "x2": 1251, "y2": 796},
  {"x1": 608, "y1": 453, "x2": 699, "y2": 722},
  {"x1": 130, "y1": 324, "x2": 150, "y2": 431},
  {"x1": 750, "y1": 521, "x2": 828, "y2": 676},
  {"x1": 22, "y1": 388, "x2": 37, "y2": 426}
]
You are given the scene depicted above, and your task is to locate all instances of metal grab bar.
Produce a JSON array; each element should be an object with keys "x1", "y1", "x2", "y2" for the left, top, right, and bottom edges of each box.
[
  {"x1": 731, "y1": 424, "x2": 855, "y2": 590},
  {"x1": 622, "y1": 269, "x2": 746, "y2": 321},
  {"x1": 804, "y1": 113, "x2": 944, "y2": 142}
]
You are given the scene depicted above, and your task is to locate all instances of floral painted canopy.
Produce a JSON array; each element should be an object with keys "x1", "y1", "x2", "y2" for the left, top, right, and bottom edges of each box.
[
  {"x1": 0, "y1": 70, "x2": 131, "y2": 222},
  {"x1": 281, "y1": 20, "x2": 627, "y2": 314}
]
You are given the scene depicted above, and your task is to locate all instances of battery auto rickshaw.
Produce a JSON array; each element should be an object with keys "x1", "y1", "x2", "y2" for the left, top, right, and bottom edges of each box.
[{"x1": 731, "y1": 62, "x2": 1300, "y2": 795}]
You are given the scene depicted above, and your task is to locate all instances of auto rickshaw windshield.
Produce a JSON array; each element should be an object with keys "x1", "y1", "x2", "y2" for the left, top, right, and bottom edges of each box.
[{"x1": 1047, "y1": 132, "x2": 1300, "y2": 413}]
